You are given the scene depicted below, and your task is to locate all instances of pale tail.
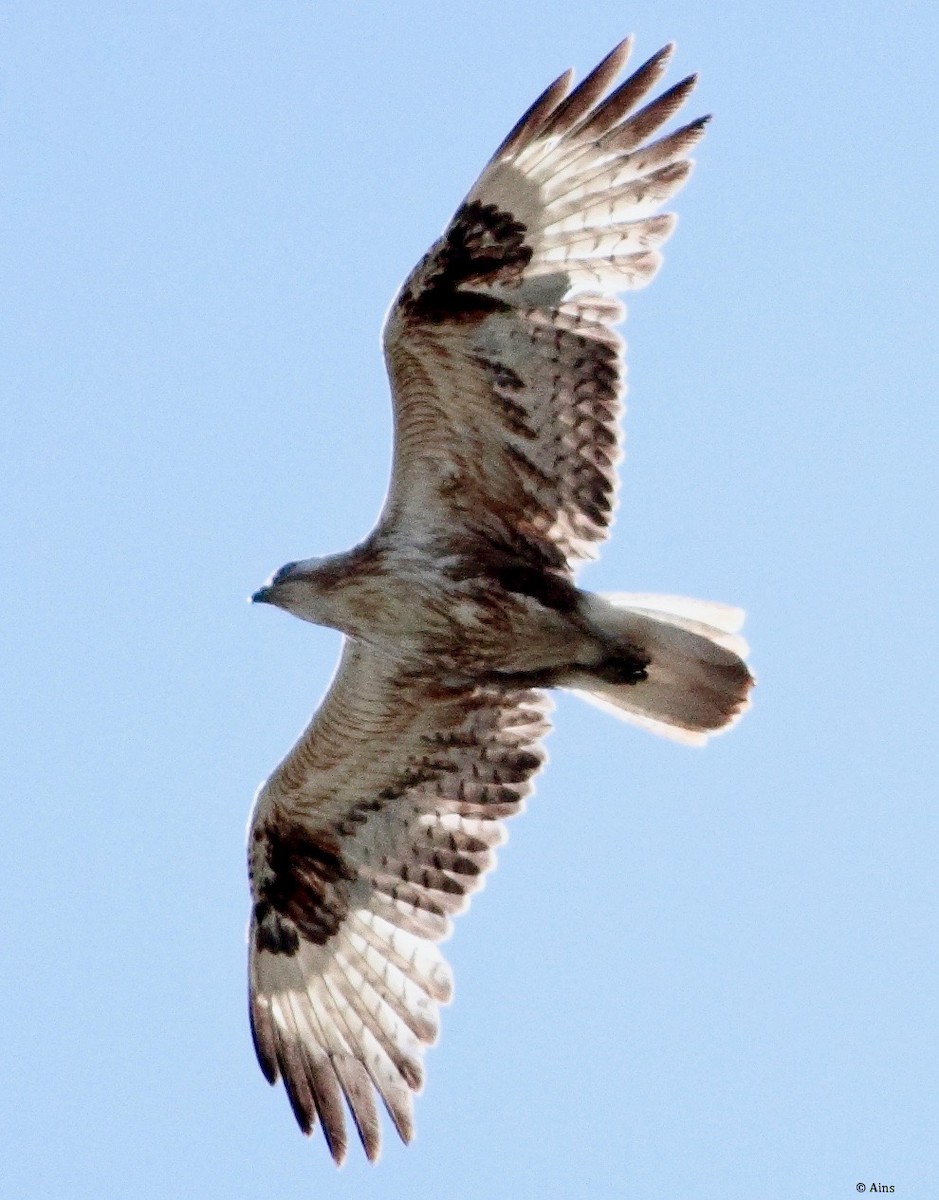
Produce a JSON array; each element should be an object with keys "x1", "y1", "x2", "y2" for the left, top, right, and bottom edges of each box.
[{"x1": 572, "y1": 593, "x2": 754, "y2": 745}]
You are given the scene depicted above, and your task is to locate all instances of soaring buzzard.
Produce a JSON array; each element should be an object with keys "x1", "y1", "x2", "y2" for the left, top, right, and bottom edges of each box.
[{"x1": 248, "y1": 36, "x2": 753, "y2": 1163}]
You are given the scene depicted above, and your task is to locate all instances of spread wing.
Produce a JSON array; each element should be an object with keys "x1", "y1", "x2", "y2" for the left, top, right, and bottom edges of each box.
[
  {"x1": 381, "y1": 38, "x2": 707, "y2": 572},
  {"x1": 247, "y1": 641, "x2": 551, "y2": 1162}
]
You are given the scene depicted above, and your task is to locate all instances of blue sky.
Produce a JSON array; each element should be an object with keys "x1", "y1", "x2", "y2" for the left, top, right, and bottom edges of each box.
[{"x1": 3, "y1": 2, "x2": 937, "y2": 1197}]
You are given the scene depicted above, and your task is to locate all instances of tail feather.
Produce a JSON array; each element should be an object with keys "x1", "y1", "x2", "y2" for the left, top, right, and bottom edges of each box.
[{"x1": 571, "y1": 593, "x2": 754, "y2": 745}]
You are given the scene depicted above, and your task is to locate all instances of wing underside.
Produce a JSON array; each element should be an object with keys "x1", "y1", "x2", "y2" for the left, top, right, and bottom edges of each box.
[
  {"x1": 381, "y1": 37, "x2": 706, "y2": 572},
  {"x1": 248, "y1": 642, "x2": 551, "y2": 1161}
]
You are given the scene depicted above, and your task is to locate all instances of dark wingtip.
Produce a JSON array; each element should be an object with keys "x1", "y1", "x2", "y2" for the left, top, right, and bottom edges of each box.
[
  {"x1": 325, "y1": 1129, "x2": 348, "y2": 1167},
  {"x1": 248, "y1": 989, "x2": 279, "y2": 1086},
  {"x1": 489, "y1": 67, "x2": 574, "y2": 162}
]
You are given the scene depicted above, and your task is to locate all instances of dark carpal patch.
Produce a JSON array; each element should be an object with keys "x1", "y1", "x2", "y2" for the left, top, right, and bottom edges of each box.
[
  {"x1": 255, "y1": 817, "x2": 357, "y2": 955},
  {"x1": 409, "y1": 201, "x2": 533, "y2": 322},
  {"x1": 254, "y1": 902, "x2": 301, "y2": 955}
]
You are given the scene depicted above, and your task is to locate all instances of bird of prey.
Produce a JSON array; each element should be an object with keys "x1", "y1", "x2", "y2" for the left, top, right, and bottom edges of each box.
[{"x1": 248, "y1": 36, "x2": 753, "y2": 1163}]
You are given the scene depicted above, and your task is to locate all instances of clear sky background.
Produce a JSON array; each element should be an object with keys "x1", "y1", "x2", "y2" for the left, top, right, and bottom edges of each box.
[{"x1": 3, "y1": 3, "x2": 937, "y2": 1197}]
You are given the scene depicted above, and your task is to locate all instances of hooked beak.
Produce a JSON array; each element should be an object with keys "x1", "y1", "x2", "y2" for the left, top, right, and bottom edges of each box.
[{"x1": 251, "y1": 586, "x2": 274, "y2": 605}]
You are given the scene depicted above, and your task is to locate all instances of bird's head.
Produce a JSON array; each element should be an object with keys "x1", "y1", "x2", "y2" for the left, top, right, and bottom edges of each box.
[{"x1": 251, "y1": 557, "x2": 337, "y2": 625}]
